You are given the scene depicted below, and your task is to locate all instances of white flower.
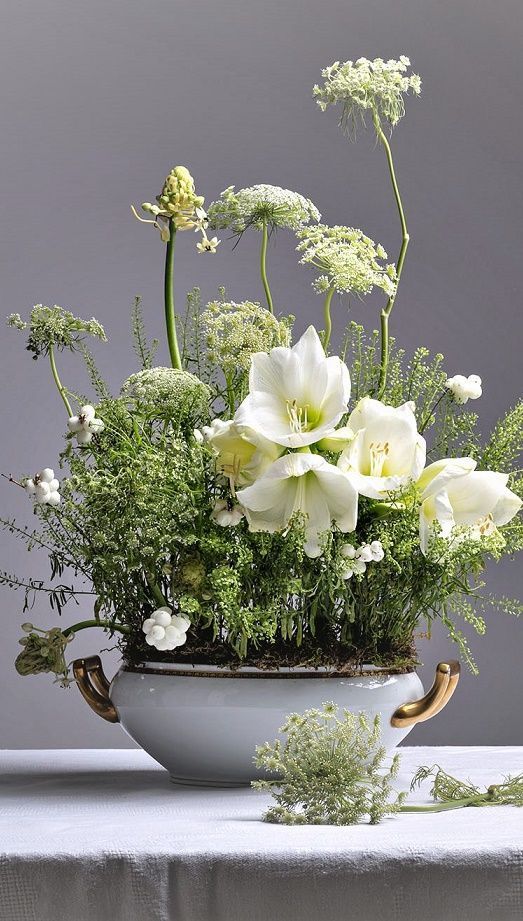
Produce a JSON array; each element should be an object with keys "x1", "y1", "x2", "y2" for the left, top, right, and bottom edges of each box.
[
  {"x1": 445, "y1": 374, "x2": 482, "y2": 404},
  {"x1": 207, "y1": 184, "x2": 321, "y2": 234},
  {"x1": 296, "y1": 224, "x2": 396, "y2": 297},
  {"x1": 193, "y1": 428, "x2": 204, "y2": 444},
  {"x1": 203, "y1": 419, "x2": 282, "y2": 487},
  {"x1": 417, "y1": 457, "x2": 522, "y2": 555},
  {"x1": 25, "y1": 468, "x2": 61, "y2": 506},
  {"x1": 196, "y1": 234, "x2": 220, "y2": 254},
  {"x1": 237, "y1": 452, "x2": 358, "y2": 558},
  {"x1": 142, "y1": 607, "x2": 191, "y2": 651},
  {"x1": 234, "y1": 326, "x2": 351, "y2": 449},
  {"x1": 339, "y1": 539, "x2": 384, "y2": 578},
  {"x1": 338, "y1": 398, "x2": 426, "y2": 499},
  {"x1": 211, "y1": 498, "x2": 245, "y2": 527},
  {"x1": 68, "y1": 405, "x2": 104, "y2": 445}
]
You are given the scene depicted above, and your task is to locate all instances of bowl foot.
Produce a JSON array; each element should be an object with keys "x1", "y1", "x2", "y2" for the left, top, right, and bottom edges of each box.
[{"x1": 169, "y1": 774, "x2": 251, "y2": 788}]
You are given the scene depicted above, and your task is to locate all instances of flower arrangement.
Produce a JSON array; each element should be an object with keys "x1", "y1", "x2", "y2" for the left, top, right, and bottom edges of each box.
[{"x1": 3, "y1": 55, "x2": 522, "y2": 686}]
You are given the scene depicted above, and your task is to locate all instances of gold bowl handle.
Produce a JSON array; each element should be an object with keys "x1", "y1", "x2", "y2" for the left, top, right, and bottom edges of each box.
[
  {"x1": 73, "y1": 655, "x2": 119, "y2": 723},
  {"x1": 390, "y1": 660, "x2": 460, "y2": 728}
]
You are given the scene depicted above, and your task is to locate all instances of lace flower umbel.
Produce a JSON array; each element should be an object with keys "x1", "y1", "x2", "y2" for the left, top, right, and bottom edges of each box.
[
  {"x1": 314, "y1": 56, "x2": 421, "y2": 134},
  {"x1": 201, "y1": 300, "x2": 291, "y2": 375},
  {"x1": 121, "y1": 367, "x2": 211, "y2": 425},
  {"x1": 296, "y1": 224, "x2": 396, "y2": 296},
  {"x1": 207, "y1": 185, "x2": 321, "y2": 234}
]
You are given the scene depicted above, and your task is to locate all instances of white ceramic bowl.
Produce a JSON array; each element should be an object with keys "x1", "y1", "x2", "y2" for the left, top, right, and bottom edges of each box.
[
  {"x1": 110, "y1": 663, "x2": 420, "y2": 785},
  {"x1": 74, "y1": 657, "x2": 460, "y2": 786}
]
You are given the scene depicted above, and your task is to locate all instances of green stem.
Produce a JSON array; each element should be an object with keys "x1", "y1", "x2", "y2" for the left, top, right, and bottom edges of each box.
[
  {"x1": 62, "y1": 619, "x2": 131, "y2": 638},
  {"x1": 164, "y1": 222, "x2": 182, "y2": 370},
  {"x1": 260, "y1": 220, "x2": 274, "y2": 314},
  {"x1": 374, "y1": 118, "x2": 410, "y2": 400},
  {"x1": 49, "y1": 346, "x2": 73, "y2": 416},
  {"x1": 400, "y1": 796, "x2": 485, "y2": 813},
  {"x1": 145, "y1": 570, "x2": 167, "y2": 607},
  {"x1": 322, "y1": 286, "x2": 335, "y2": 351}
]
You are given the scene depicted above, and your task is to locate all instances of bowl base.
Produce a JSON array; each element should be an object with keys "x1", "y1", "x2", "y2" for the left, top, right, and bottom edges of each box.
[{"x1": 170, "y1": 774, "x2": 251, "y2": 788}]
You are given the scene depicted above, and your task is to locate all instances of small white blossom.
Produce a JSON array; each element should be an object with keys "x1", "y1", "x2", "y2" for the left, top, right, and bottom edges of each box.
[
  {"x1": 25, "y1": 468, "x2": 61, "y2": 506},
  {"x1": 142, "y1": 607, "x2": 190, "y2": 651},
  {"x1": 211, "y1": 498, "x2": 245, "y2": 527},
  {"x1": 193, "y1": 428, "x2": 204, "y2": 444},
  {"x1": 340, "y1": 540, "x2": 384, "y2": 578},
  {"x1": 196, "y1": 234, "x2": 220, "y2": 254},
  {"x1": 445, "y1": 374, "x2": 482, "y2": 405},
  {"x1": 68, "y1": 404, "x2": 104, "y2": 445}
]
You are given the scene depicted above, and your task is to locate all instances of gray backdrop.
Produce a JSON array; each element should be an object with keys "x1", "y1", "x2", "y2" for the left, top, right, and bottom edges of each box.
[{"x1": 1, "y1": 0, "x2": 521, "y2": 749}]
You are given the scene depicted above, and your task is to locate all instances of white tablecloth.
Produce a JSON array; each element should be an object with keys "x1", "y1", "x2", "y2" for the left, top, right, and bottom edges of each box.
[{"x1": 1, "y1": 747, "x2": 522, "y2": 921}]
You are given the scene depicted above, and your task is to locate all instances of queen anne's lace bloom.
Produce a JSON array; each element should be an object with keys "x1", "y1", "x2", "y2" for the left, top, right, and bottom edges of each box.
[
  {"x1": 207, "y1": 185, "x2": 321, "y2": 234},
  {"x1": 201, "y1": 300, "x2": 291, "y2": 375},
  {"x1": 142, "y1": 607, "x2": 190, "y2": 651},
  {"x1": 314, "y1": 56, "x2": 421, "y2": 133},
  {"x1": 296, "y1": 224, "x2": 396, "y2": 296},
  {"x1": 121, "y1": 368, "x2": 210, "y2": 424},
  {"x1": 25, "y1": 468, "x2": 61, "y2": 506}
]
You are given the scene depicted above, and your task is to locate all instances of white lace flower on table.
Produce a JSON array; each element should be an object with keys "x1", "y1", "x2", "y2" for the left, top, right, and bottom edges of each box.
[
  {"x1": 338, "y1": 397, "x2": 426, "y2": 499},
  {"x1": 67, "y1": 404, "x2": 104, "y2": 445},
  {"x1": 445, "y1": 374, "x2": 482, "y2": 405},
  {"x1": 234, "y1": 326, "x2": 351, "y2": 449},
  {"x1": 25, "y1": 468, "x2": 61, "y2": 506},
  {"x1": 142, "y1": 607, "x2": 191, "y2": 651}
]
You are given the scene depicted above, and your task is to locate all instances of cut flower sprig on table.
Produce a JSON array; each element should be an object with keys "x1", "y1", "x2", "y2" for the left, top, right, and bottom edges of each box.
[{"x1": 2, "y1": 56, "x2": 522, "y2": 686}]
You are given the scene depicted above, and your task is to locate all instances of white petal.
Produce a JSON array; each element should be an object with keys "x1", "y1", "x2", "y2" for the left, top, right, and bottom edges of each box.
[
  {"x1": 446, "y1": 471, "x2": 510, "y2": 526},
  {"x1": 81, "y1": 405, "x2": 96, "y2": 421},
  {"x1": 491, "y1": 487, "x2": 522, "y2": 526},
  {"x1": 417, "y1": 457, "x2": 476, "y2": 499},
  {"x1": 25, "y1": 479, "x2": 35, "y2": 494},
  {"x1": 170, "y1": 614, "x2": 191, "y2": 633},
  {"x1": 47, "y1": 492, "x2": 61, "y2": 507},
  {"x1": 142, "y1": 618, "x2": 156, "y2": 633},
  {"x1": 153, "y1": 608, "x2": 172, "y2": 627},
  {"x1": 39, "y1": 468, "x2": 55, "y2": 483},
  {"x1": 68, "y1": 416, "x2": 82, "y2": 433},
  {"x1": 48, "y1": 478, "x2": 59, "y2": 491},
  {"x1": 76, "y1": 430, "x2": 93, "y2": 445}
]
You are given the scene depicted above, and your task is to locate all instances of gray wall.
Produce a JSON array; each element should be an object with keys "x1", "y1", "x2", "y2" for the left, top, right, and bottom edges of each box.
[{"x1": 1, "y1": 0, "x2": 521, "y2": 749}]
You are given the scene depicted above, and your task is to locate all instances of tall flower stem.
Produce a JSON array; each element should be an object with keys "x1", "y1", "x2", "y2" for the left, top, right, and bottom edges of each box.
[
  {"x1": 374, "y1": 118, "x2": 409, "y2": 400},
  {"x1": 164, "y1": 221, "x2": 183, "y2": 370},
  {"x1": 62, "y1": 619, "x2": 131, "y2": 638},
  {"x1": 260, "y1": 220, "x2": 275, "y2": 314},
  {"x1": 322, "y1": 285, "x2": 335, "y2": 351},
  {"x1": 49, "y1": 345, "x2": 73, "y2": 416}
]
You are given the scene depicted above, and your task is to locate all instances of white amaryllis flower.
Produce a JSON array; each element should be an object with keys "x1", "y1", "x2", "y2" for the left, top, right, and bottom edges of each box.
[
  {"x1": 211, "y1": 498, "x2": 245, "y2": 527},
  {"x1": 445, "y1": 374, "x2": 482, "y2": 404},
  {"x1": 68, "y1": 405, "x2": 104, "y2": 445},
  {"x1": 417, "y1": 457, "x2": 522, "y2": 555},
  {"x1": 203, "y1": 419, "x2": 282, "y2": 487},
  {"x1": 234, "y1": 326, "x2": 351, "y2": 449},
  {"x1": 25, "y1": 468, "x2": 61, "y2": 506},
  {"x1": 338, "y1": 398, "x2": 426, "y2": 499},
  {"x1": 142, "y1": 607, "x2": 190, "y2": 651},
  {"x1": 237, "y1": 452, "x2": 358, "y2": 558}
]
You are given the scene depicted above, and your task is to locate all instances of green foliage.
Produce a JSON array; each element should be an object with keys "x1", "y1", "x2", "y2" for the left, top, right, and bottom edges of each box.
[
  {"x1": 253, "y1": 704, "x2": 405, "y2": 825},
  {"x1": 130, "y1": 296, "x2": 159, "y2": 370},
  {"x1": 7, "y1": 305, "x2": 106, "y2": 358},
  {"x1": 411, "y1": 764, "x2": 523, "y2": 809}
]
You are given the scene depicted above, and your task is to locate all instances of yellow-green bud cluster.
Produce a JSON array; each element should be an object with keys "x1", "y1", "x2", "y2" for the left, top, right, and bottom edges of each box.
[
  {"x1": 152, "y1": 165, "x2": 205, "y2": 229},
  {"x1": 15, "y1": 627, "x2": 70, "y2": 679},
  {"x1": 201, "y1": 300, "x2": 292, "y2": 376}
]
